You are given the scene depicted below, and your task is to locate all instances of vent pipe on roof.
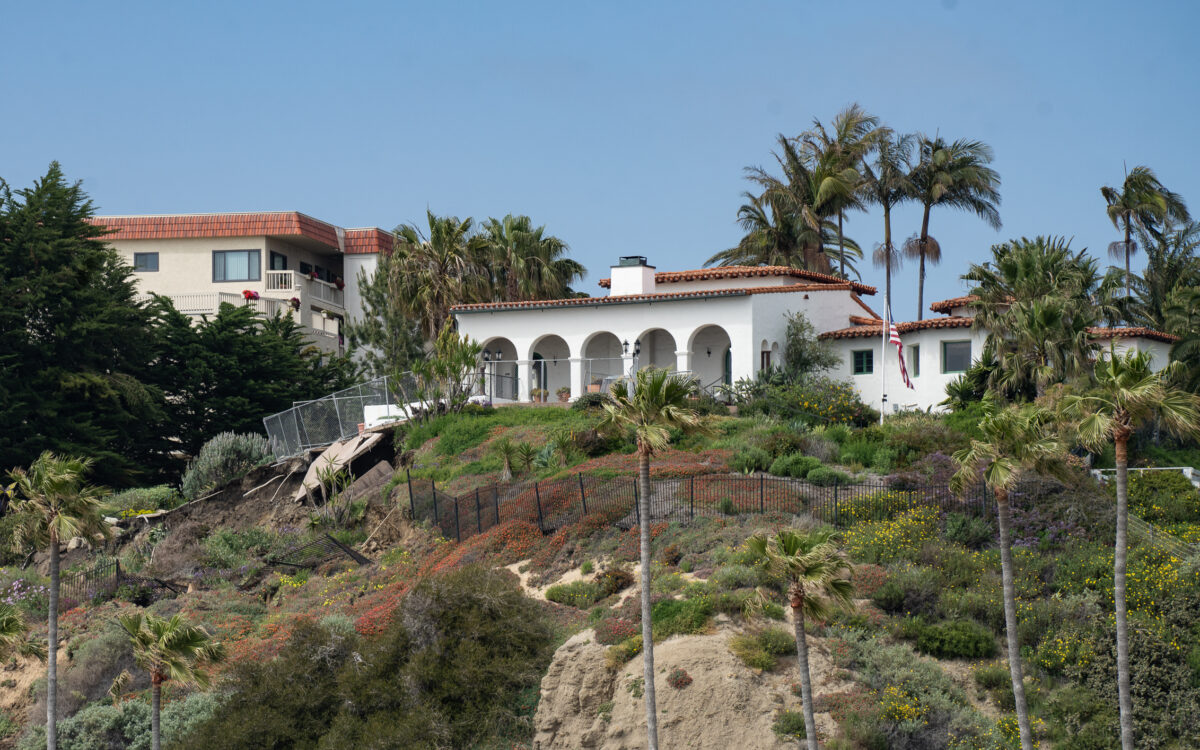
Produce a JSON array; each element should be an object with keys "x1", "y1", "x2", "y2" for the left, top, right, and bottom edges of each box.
[{"x1": 609, "y1": 257, "x2": 655, "y2": 296}]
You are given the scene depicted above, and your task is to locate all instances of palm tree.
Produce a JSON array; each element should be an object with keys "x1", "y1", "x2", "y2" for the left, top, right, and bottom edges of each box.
[
  {"x1": 965, "y1": 236, "x2": 1109, "y2": 397},
  {"x1": 492, "y1": 437, "x2": 518, "y2": 481},
  {"x1": 1101, "y1": 165, "x2": 1190, "y2": 297},
  {"x1": 114, "y1": 612, "x2": 225, "y2": 750},
  {"x1": 802, "y1": 104, "x2": 881, "y2": 277},
  {"x1": 8, "y1": 451, "x2": 111, "y2": 750},
  {"x1": 904, "y1": 136, "x2": 1001, "y2": 320},
  {"x1": 1122, "y1": 223, "x2": 1200, "y2": 330},
  {"x1": 1061, "y1": 348, "x2": 1200, "y2": 750},
  {"x1": 861, "y1": 130, "x2": 914, "y2": 316},
  {"x1": 748, "y1": 528, "x2": 853, "y2": 750},
  {"x1": 0, "y1": 604, "x2": 45, "y2": 661},
  {"x1": 596, "y1": 368, "x2": 709, "y2": 750},
  {"x1": 1165, "y1": 286, "x2": 1200, "y2": 391},
  {"x1": 391, "y1": 211, "x2": 486, "y2": 342},
  {"x1": 952, "y1": 399, "x2": 1069, "y2": 750},
  {"x1": 479, "y1": 214, "x2": 584, "y2": 302}
]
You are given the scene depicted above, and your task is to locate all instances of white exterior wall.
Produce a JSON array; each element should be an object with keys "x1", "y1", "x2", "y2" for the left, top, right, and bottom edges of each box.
[
  {"x1": 344, "y1": 253, "x2": 378, "y2": 325},
  {"x1": 826, "y1": 326, "x2": 987, "y2": 413}
]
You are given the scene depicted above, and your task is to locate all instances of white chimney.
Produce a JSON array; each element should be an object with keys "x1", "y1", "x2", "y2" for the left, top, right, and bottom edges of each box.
[{"x1": 609, "y1": 256, "x2": 656, "y2": 296}]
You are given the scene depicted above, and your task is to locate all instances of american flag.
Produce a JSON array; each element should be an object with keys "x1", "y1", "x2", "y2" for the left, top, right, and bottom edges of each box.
[{"x1": 888, "y1": 311, "x2": 915, "y2": 390}]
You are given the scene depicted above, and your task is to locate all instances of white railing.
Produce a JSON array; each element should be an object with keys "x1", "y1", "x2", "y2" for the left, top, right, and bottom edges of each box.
[
  {"x1": 308, "y1": 278, "x2": 344, "y2": 307},
  {"x1": 1091, "y1": 466, "x2": 1200, "y2": 489},
  {"x1": 265, "y1": 270, "x2": 299, "y2": 292}
]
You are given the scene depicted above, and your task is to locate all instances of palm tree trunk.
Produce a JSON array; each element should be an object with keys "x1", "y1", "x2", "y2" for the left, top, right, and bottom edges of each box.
[
  {"x1": 996, "y1": 487, "x2": 1034, "y2": 750},
  {"x1": 883, "y1": 205, "x2": 893, "y2": 316},
  {"x1": 1124, "y1": 224, "x2": 1132, "y2": 299},
  {"x1": 791, "y1": 601, "x2": 819, "y2": 750},
  {"x1": 47, "y1": 535, "x2": 59, "y2": 750},
  {"x1": 918, "y1": 205, "x2": 931, "y2": 320},
  {"x1": 837, "y1": 211, "x2": 845, "y2": 277},
  {"x1": 151, "y1": 679, "x2": 162, "y2": 750},
  {"x1": 637, "y1": 449, "x2": 659, "y2": 750},
  {"x1": 1114, "y1": 434, "x2": 1135, "y2": 750}
]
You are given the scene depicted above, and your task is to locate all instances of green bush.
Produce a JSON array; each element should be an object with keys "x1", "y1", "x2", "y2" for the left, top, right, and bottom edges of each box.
[
  {"x1": 104, "y1": 485, "x2": 184, "y2": 514},
  {"x1": 181, "y1": 432, "x2": 273, "y2": 500},
  {"x1": 729, "y1": 632, "x2": 778, "y2": 671},
  {"x1": 839, "y1": 437, "x2": 880, "y2": 467},
  {"x1": 871, "y1": 566, "x2": 940, "y2": 618},
  {"x1": 760, "y1": 430, "x2": 809, "y2": 459},
  {"x1": 594, "y1": 568, "x2": 634, "y2": 597},
  {"x1": 972, "y1": 661, "x2": 1010, "y2": 690},
  {"x1": 545, "y1": 580, "x2": 603, "y2": 609},
  {"x1": 17, "y1": 691, "x2": 222, "y2": 750},
  {"x1": 768, "y1": 453, "x2": 823, "y2": 478},
  {"x1": 1127, "y1": 470, "x2": 1200, "y2": 524},
  {"x1": 179, "y1": 565, "x2": 554, "y2": 750},
  {"x1": 709, "y1": 564, "x2": 761, "y2": 591},
  {"x1": 771, "y1": 710, "x2": 807, "y2": 741},
  {"x1": 807, "y1": 467, "x2": 850, "y2": 487},
  {"x1": 570, "y1": 392, "x2": 608, "y2": 411},
  {"x1": 730, "y1": 447, "x2": 771, "y2": 474},
  {"x1": 944, "y1": 512, "x2": 994, "y2": 549},
  {"x1": 813, "y1": 423, "x2": 852, "y2": 445},
  {"x1": 757, "y1": 627, "x2": 795, "y2": 656},
  {"x1": 914, "y1": 619, "x2": 996, "y2": 659},
  {"x1": 651, "y1": 597, "x2": 712, "y2": 639},
  {"x1": 869, "y1": 447, "x2": 899, "y2": 473},
  {"x1": 203, "y1": 528, "x2": 284, "y2": 569}
]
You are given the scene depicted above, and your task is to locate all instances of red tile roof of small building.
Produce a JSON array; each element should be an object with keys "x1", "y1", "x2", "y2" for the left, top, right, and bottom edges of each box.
[
  {"x1": 1087, "y1": 327, "x2": 1179, "y2": 343},
  {"x1": 451, "y1": 283, "x2": 855, "y2": 313},
  {"x1": 596, "y1": 265, "x2": 876, "y2": 295},
  {"x1": 929, "y1": 295, "x2": 980, "y2": 314},
  {"x1": 88, "y1": 212, "x2": 392, "y2": 254},
  {"x1": 819, "y1": 316, "x2": 976, "y2": 340}
]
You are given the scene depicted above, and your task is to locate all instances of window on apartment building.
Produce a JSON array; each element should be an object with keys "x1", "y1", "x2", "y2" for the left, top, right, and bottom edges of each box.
[
  {"x1": 314, "y1": 265, "x2": 326, "y2": 282},
  {"x1": 908, "y1": 344, "x2": 920, "y2": 377},
  {"x1": 852, "y1": 349, "x2": 874, "y2": 375},
  {"x1": 212, "y1": 250, "x2": 261, "y2": 282},
  {"x1": 942, "y1": 340, "x2": 971, "y2": 373},
  {"x1": 132, "y1": 252, "x2": 158, "y2": 272},
  {"x1": 299, "y1": 261, "x2": 313, "y2": 276},
  {"x1": 269, "y1": 251, "x2": 288, "y2": 271}
]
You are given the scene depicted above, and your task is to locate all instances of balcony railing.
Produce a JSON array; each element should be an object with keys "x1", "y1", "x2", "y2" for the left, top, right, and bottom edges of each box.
[
  {"x1": 137, "y1": 292, "x2": 293, "y2": 318},
  {"x1": 263, "y1": 270, "x2": 344, "y2": 308}
]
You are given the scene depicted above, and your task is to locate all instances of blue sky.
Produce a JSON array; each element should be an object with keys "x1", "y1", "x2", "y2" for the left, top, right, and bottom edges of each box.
[{"x1": 3, "y1": 0, "x2": 1198, "y2": 320}]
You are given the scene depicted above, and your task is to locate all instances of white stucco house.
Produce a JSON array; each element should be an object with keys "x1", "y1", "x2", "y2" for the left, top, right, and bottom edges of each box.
[{"x1": 452, "y1": 257, "x2": 1179, "y2": 412}]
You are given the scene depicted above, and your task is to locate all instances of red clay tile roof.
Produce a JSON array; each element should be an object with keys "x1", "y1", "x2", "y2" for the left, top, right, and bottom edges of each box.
[
  {"x1": 344, "y1": 227, "x2": 394, "y2": 255},
  {"x1": 1088, "y1": 327, "x2": 1179, "y2": 343},
  {"x1": 596, "y1": 265, "x2": 876, "y2": 295},
  {"x1": 88, "y1": 212, "x2": 390, "y2": 254},
  {"x1": 929, "y1": 295, "x2": 980, "y2": 314},
  {"x1": 849, "y1": 315, "x2": 878, "y2": 326},
  {"x1": 819, "y1": 316, "x2": 976, "y2": 340},
  {"x1": 451, "y1": 283, "x2": 854, "y2": 313}
]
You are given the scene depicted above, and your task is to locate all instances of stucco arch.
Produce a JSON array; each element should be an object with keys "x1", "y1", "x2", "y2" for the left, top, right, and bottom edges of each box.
[
  {"x1": 479, "y1": 337, "x2": 519, "y2": 401},
  {"x1": 633, "y1": 328, "x2": 677, "y2": 370},
  {"x1": 687, "y1": 324, "x2": 733, "y2": 390}
]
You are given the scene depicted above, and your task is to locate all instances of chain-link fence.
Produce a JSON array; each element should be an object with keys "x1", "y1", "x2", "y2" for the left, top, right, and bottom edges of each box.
[{"x1": 263, "y1": 375, "x2": 416, "y2": 458}]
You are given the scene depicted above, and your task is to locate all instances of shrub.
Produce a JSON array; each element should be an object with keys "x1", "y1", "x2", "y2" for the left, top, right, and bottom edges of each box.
[
  {"x1": 731, "y1": 447, "x2": 771, "y2": 474},
  {"x1": 605, "y1": 636, "x2": 642, "y2": 669},
  {"x1": 658, "y1": 543, "x2": 682, "y2": 566},
  {"x1": 800, "y1": 434, "x2": 839, "y2": 463},
  {"x1": 760, "y1": 429, "x2": 809, "y2": 459},
  {"x1": 814, "y1": 423, "x2": 852, "y2": 445},
  {"x1": 845, "y1": 507, "x2": 940, "y2": 565},
  {"x1": 666, "y1": 667, "x2": 693, "y2": 689},
  {"x1": 945, "y1": 512, "x2": 994, "y2": 549},
  {"x1": 914, "y1": 619, "x2": 996, "y2": 659},
  {"x1": 651, "y1": 597, "x2": 712, "y2": 639},
  {"x1": 203, "y1": 527, "x2": 282, "y2": 569},
  {"x1": 104, "y1": 484, "x2": 184, "y2": 514},
  {"x1": 579, "y1": 560, "x2": 594, "y2": 575},
  {"x1": 871, "y1": 566, "x2": 941, "y2": 618},
  {"x1": 595, "y1": 617, "x2": 639, "y2": 645},
  {"x1": 870, "y1": 447, "x2": 899, "y2": 473},
  {"x1": 758, "y1": 627, "x2": 795, "y2": 656},
  {"x1": 807, "y1": 467, "x2": 850, "y2": 487},
  {"x1": 594, "y1": 567, "x2": 634, "y2": 597},
  {"x1": 545, "y1": 580, "x2": 602, "y2": 609},
  {"x1": 839, "y1": 437, "x2": 880, "y2": 467},
  {"x1": 769, "y1": 453, "x2": 823, "y2": 478},
  {"x1": 571, "y1": 392, "x2": 608, "y2": 411},
  {"x1": 181, "y1": 432, "x2": 272, "y2": 500},
  {"x1": 1127, "y1": 470, "x2": 1200, "y2": 524},
  {"x1": 710, "y1": 564, "x2": 761, "y2": 591},
  {"x1": 729, "y1": 632, "x2": 777, "y2": 671},
  {"x1": 771, "y1": 710, "x2": 807, "y2": 741},
  {"x1": 17, "y1": 691, "x2": 221, "y2": 750},
  {"x1": 972, "y1": 661, "x2": 1010, "y2": 690}
]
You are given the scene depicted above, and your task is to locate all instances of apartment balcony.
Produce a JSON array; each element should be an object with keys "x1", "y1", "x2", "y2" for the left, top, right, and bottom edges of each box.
[{"x1": 263, "y1": 270, "x2": 345, "y2": 309}]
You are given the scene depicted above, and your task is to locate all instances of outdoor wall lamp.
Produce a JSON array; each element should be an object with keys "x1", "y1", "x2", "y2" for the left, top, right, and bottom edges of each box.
[
  {"x1": 634, "y1": 340, "x2": 642, "y2": 357},
  {"x1": 622, "y1": 339, "x2": 630, "y2": 355},
  {"x1": 706, "y1": 346, "x2": 712, "y2": 357},
  {"x1": 482, "y1": 348, "x2": 492, "y2": 362}
]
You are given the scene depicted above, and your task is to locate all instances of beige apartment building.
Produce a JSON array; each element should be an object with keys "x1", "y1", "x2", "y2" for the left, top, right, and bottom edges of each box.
[{"x1": 90, "y1": 212, "x2": 392, "y2": 353}]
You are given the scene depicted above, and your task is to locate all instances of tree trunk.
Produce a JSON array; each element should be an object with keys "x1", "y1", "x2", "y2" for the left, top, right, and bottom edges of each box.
[
  {"x1": 996, "y1": 487, "x2": 1034, "y2": 750},
  {"x1": 792, "y1": 601, "x2": 819, "y2": 750},
  {"x1": 47, "y1": 536, "x2": 59, "y2": 750},
  {"x1": 1124, "y1": 223, "x2": 1132, "y2": 299},
  {"x1": 1114, "y1": 434, "x2": 1135, "y2": 750},
  {"x1": 918, "y1": 204, "x2": 931, "y2": 320},
  {"x1": 883, "y1": 205, "x2": 893, "y2": 316},
  {"x1": 151, "y1": 679, "x2": 162, "y2": 750},
  {"x1": 637, "y1": 449, "x2": 659, "y2": 750},
  {"x1": 837, "y1": 211, "x2": 845, "y2": 277}
]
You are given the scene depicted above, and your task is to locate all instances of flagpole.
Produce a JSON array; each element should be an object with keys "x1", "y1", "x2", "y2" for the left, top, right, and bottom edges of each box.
[{"x1": 880, "y1": 297, "x2": 888, "y2": 427}]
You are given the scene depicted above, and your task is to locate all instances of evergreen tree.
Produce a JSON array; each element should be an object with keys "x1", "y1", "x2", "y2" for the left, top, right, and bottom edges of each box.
[
  {"x1": 0, "y1": 163, "x2": 162, "y2": 487},
  {"x1": 344, "y1": 247, "x2": 423, "y2": 376}
]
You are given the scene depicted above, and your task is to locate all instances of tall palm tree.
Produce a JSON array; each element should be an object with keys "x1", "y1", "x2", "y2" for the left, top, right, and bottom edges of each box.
[
  {"x1": 1101, "y1": 165, "x2": 1190, "y2": 297},
  {"x1": 391, "y1": 211, "x2": 486, "y2": 341},
  {"x1": 1061, "y1": 348, "x2": 1200, "y2": 750},
  {"x1": 965, "y1": 236, "x2": 1108, "y2": 397},
  {"x1": 904, "y1": 136, "x2": 1002, "y2": 320},
  {"x1": 861, "y1": 130, "x2": 914, "y2": 316},
  {"x1": 479, "y1": 214, "x2": 584, "y2": 302},
  {"x1": 596, "y1": 368, "x2": 709, "y2": 750},
  {"x1": 747, "y1": 529, "x2": 853, "y2": 750},
  {"x1": 1122, "y1": 222, "x2": 1200, "y2": 330},
  {"x1": 8, "y1": 452, "x2": 111, "y2": 750},
  {"x1": 1164, "y1": 285, "x2": 1200, "y2": 391},
  {"x1": 114, "y1": 612, "x2": 225, "y2": 750},
  {"x1": 952, "y1": 399, "x2": 1069, "y2": 750},
  {"x1": 802, "y1": 104, "x2": 882, "y2": 277}
]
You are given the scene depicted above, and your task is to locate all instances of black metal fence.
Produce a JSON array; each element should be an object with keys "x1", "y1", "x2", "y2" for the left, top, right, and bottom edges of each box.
[
  {"x1": 405, "y1": 471, "x2": 993, "y2": 544},
  {"x1": 59, "y1": 559, "x2": 182, "y2": 607},
  {"x1": 268, "y1": 533, "x2": 373, "y2": 568}
]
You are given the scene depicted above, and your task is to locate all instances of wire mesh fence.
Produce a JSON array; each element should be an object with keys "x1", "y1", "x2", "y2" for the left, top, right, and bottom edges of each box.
[
  {"x1": 59, "y1": 559, "x2": 182, "y2": 607},
  {"x1": 402, "y1": 471, "x2": 993, "y2": 544},
  {"x1": 263, "y1": 374, "x2": 417, "y2": 458}
]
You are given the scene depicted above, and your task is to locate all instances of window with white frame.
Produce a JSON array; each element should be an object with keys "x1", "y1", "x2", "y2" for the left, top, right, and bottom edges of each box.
[
  {"x1": 212, "y1": 250, "x2": 261, "y2": 282},
  {"x1": 133, "y1": 252, "x2": 158, "y2": 272}
]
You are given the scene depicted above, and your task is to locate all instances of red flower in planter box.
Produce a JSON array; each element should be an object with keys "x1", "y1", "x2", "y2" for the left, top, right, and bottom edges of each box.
[
  {"x1": 335, "y1": 278, "x2": 345, "y2": 290},
  {"x1": 289, "y1": 297, "x2": 301, "y2": 310},
  {"x1": 308, "y1": 271, "x2": 318, "y2": 281},
  {"x1": 241, "y1": 290, "x2": 260, "y2": 300}
]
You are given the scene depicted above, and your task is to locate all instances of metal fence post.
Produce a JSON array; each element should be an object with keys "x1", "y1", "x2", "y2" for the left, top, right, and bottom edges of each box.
[
  {"x1": 633, "y1": 480, "x2": 640, "y2": 524},
  {"x1": 534, "y1": 482, "x2": 546, "y2": 533},
  {"x1": 690, "y1": 475, "x2": 695, "y2": 521},
  {"x1": 578, "y1": 473, "x2": 588, "y2": 516},
  {"x1": 407, "y1": 470, "x2": 416, "y2": 520},
  {"x1": 475, "y1": 488, "x2": 483, "y2": 533},
  {"x1": 759, "y1": 475, "x2": 765, "y2": 513},
  {"x1": 833, "y1": 482, "x2": 840, "y2": 526},
  {"x1": 493, "y1": 486, "x2": 500, "y2": 525}
]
